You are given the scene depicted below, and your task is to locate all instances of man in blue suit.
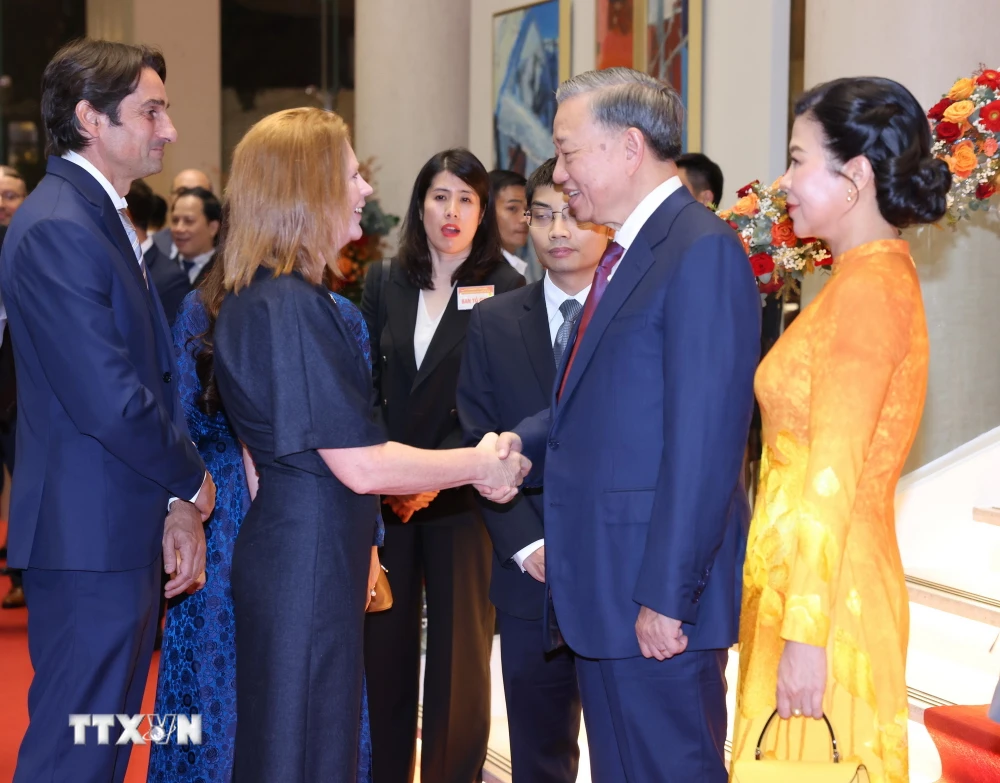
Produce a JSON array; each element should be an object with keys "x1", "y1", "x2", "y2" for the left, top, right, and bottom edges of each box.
[
  {"x1": 1, "y1": 39, "x2": 214, "y2": 783},
  {"x1": 459, "y1": 158, "x2": 611, "y2": 782},
  {"x1": 484, "y1": 68, "x2": 761, "y2": 781}
]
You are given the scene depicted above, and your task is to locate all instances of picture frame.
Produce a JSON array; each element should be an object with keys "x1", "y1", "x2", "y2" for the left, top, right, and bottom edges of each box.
[
  {"x1": 492, "y1": 0, "x2": 569, "y2": 173},
  {"x1": 594, "y1": 0, "x2": 703, "y2": 151}
]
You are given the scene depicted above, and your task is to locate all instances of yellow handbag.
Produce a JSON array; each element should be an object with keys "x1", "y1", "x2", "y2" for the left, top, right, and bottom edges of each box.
[{"x1": 731, "y1": 711, "x2": 870, "y2": 783}]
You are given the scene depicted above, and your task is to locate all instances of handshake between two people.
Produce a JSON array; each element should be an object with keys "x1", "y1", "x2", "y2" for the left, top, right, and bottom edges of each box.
[{"x1": 473, "y1": 431, "x2": 529, "y2": 505}]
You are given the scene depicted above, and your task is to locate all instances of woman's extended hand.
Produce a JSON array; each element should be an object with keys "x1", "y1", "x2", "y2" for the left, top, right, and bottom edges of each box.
[
  {"x1": 474, "y1": 432, "x2": 531, "y2": 504},
  {"x1": 776, "y1": 640, "x2": 827, "y2": 719},
  {"x1": 366, "y1": 546, "x2": 380, "y2": 610}
]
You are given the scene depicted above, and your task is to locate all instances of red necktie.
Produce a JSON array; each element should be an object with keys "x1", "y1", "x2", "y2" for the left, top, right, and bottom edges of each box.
[{"x1": 558, "y1": 241, "x2": 625, "y2": 400}]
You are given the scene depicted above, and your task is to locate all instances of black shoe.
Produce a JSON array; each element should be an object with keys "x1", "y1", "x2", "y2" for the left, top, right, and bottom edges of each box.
[{"x1": 2, "y1": 585, "x2": 24, "y2": 609}]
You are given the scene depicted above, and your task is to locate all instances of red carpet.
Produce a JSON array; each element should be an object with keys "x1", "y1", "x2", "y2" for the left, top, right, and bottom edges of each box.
[
  {"x1": 0, "y1": 520, "x2": 159, "y2": 782},
  {"x1": 925, "y1": 703, "x2": 1000, "y2": 783}
]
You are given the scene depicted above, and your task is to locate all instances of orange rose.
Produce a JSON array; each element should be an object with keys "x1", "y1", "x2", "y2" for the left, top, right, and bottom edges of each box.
[
  {"x1": 732, "y1": 193, "x2": 760, "y2": 217},
  {"x1": 771, "y1": 219, "x2": 796, "y2": 248},
  {"x1": 943, "y1": 99, "x2": 976, "y2": 124},
  {"x1": 948, "y1": 77, "x2": 975, "y2": 101},
  {"x1": 740, "y1": 233, "x2": 751, "y2": 254},
  {"x1": 985, "y1": 137, "x2": 999, "y2": 157},
  {"x1": 717, "y1": 209, "x2": 733, "y2": 220},
  {"x1": 949, "y1": 140, "x2": 979, "y2": 179}
]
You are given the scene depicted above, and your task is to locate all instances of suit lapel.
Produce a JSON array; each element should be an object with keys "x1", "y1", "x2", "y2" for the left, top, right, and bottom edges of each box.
[
  {"x1": 555, "y1": 189, "x2": 694, "y2": 414},
  {"x1": 519, "y1": 283, "x2": 556, "y2": 399},
  {"x1": 412, "y1": 285, "x2": 467, "y2": 392},
  {"x1": 387, "y1": 269, "x2": 420, "y2": 382}
]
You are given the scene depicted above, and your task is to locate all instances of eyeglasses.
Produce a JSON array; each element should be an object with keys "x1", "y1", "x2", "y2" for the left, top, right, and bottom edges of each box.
[{"x1": 525, "y1": 206, "x2": 582, "y2": 228}]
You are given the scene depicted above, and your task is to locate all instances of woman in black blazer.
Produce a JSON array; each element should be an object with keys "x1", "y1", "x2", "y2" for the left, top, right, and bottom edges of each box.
[{"x1": 361, "y1": 149, "x2": 524, "y2": 783}]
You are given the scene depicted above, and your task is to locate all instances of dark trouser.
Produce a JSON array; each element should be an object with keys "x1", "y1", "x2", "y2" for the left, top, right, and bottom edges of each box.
[
  {"x1": 0, "y1": 412, "x2": 20, "y2": 590},
  {"x1": 14, "y1": 560, "x2": 161, "y2": 783},
  {"x1": 575, "y1": 649, "x2": 729, "y2": 783},
  {"x1": 365, "y1": 518, "x2": 495, "y2": 783},
  {"x1": 497, "y1": 610, "x2": 582, "y2": 783}
]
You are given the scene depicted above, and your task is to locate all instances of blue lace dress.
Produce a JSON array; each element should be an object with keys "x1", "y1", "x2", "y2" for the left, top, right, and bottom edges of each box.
[{"x1": 149, "y1": 290, "x2": 380, "y2": 783}]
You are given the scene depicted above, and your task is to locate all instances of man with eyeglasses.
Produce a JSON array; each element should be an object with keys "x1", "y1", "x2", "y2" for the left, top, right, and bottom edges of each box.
[
  {"x1": 457, "y1": 157, "x2": 609, "y2": 783},
  {"x1": 0, "y1": 167, "x2": 27, "y2": 227}
]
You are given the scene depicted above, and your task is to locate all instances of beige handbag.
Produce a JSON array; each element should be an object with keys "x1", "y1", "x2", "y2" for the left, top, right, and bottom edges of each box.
[
  {"x1": 731, "y1": 711, "x2": 870, "y2": 783},
  {"x1": 366, "y1": 564, "x2": 392, "y2": 613}
]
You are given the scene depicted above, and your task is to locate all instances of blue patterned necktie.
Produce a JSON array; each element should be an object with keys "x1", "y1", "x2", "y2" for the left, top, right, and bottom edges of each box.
[
  {"x1": 552, "y1": 298, "x2": 583, "y2": 368},
  {"x1": 117, "y1": 207, "x2": 148, "y2": 288}
]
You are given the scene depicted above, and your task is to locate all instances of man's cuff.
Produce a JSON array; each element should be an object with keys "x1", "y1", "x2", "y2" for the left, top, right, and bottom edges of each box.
[
  {"x1": 168, "y1": 471, "x2": 208, "y2": 511},
  {"x1": 511, "y1": 539, "x2": 544, "y2": 572}
]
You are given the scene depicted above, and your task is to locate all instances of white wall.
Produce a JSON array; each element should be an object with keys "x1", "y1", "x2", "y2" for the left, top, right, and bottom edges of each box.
[
  {"x1": 87, "y1": 0, "x2": 222, "y2": 196},
  {"x1": 801, "y1": 0, "x2": 1000, "y2": 470},
  {"x1": 355, "y1": 0, "x2": 471, "y2": 237}
]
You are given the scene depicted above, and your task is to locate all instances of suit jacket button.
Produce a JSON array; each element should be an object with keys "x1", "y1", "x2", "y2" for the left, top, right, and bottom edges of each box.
[
  {"x1": 548, "y1": 439, "x2": 559, "y2": 450},
  {"x1": 162, "y1": 372, "x2": 172, "y2": 383}
]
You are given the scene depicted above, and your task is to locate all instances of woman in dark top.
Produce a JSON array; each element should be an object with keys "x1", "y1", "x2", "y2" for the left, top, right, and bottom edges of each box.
[
  {"x1": 212, "y1": 110, "x2": 528, "y2": 783},
  {"x1": 361, "y1": 149, "x2": 525, "y2": 783}
]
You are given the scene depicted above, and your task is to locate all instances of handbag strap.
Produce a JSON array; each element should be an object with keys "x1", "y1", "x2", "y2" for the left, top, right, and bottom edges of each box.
[{"x1": 754, "y1": 710, "x2": 840, "y2": 763}]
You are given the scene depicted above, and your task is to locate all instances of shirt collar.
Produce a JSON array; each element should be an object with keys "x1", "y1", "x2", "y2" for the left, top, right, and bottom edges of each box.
[
  {"x1": 543, "y1": 272, "x2": 591, "y2": 323},
  {"x1": 612, "y1": 176, "x2": 684, "y2": 251},
  {"x1": 61, "y1": 151, "x2": 129, "y2": 211},
  {"x1": 140, "y1": 236, "x2": 154, "y2": 255},
  {"x1": 182, "y1": 249, "x2": 215, "y2": 268}
]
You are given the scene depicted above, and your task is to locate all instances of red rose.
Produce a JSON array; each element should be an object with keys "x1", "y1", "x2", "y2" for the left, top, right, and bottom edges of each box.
[
  {"x1": 936, "y1": 121, "x2": 962, "y2": 142},
  {"x1": 927, "y1": 97, "x2": 954, "y2": 121},
  {"x1": 771, "y1": 219, "x2": 797, "y2": 248},
  {"x1": 977, "y1": 69, "x2": 1000, "y2": 90},
  {"x1": 749, "y1": 253, "x2": 775, "y2": 277},
  {"x1": 727, "y1": 220, "x2": 739, "y2": 231},
  {"x1": 758, "y1": 277, "x2": 783, "y2": 294},
  {"x1": 976, "y1": 181, "x2": 997, "y2": 200},
  {"x1": 815, "y1": 255, "x2": 834, "y2": 267},
  {"x1": 737, "y1": 180, "x2": 759, "y2": 199},
  {"x1": 798, "y1": 236, "x2": 819, "y2": 244},
  {"x1": 979, "y1": 100, "x2": 1000, "y2": 133}
]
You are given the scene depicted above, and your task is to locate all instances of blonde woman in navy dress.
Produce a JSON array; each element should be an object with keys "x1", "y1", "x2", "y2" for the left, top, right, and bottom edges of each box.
[{"x1": 212, "y1": 107, "x2": 530, "y2": 783}]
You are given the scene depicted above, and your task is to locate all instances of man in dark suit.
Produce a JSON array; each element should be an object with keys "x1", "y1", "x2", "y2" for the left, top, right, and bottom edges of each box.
[
  {"x1": 0, "y1": 39, "x2": 215, "y2": 783},
  {"x1": 170, "y1": 185, "x2": 220, "y2": 288},
  {"x1": 127, "y1": 178, "x2": 191, "y2": 327},
  {"x1": 151, "y1": 168, "x2": 213, "y2": 258},
  {"x1": 459, "y1": 158, "x2": 609, "y2": 782},
  {"x1": 485, "y1": 68, "x2": 761, "y2": 781}
]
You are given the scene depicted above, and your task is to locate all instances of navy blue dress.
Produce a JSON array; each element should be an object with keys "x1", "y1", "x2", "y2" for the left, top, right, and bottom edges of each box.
[{"x1": 149, "y1": 289, "x2": 380, "y2": 783}]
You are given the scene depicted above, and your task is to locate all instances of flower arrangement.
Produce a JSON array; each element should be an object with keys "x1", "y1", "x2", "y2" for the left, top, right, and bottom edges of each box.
[
  {"x1": 335, "y1": 158, "x2": 400, "y2": 304},
  {"x1": 718, "y1": 179, "x2": 832, "y2": 301},
  {"x1": 928, "y1": 66, "x2": 1000, "y2": 224}
]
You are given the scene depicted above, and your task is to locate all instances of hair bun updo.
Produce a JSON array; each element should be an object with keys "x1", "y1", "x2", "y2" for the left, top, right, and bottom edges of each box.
[{"x1": 795, "y1": 76, "x2": 952, "y2": 228}]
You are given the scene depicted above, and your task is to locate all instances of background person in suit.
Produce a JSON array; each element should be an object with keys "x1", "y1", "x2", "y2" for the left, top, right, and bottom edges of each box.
[
  {"x1": 458, "y1": 156, "x2": 610, "y2": 783},
  {"x1": 171, "y1": 185, "x2": 220, "y2": 287},
  {"x1": 676, "y1": 151, "x2": 725, "y2": 210},
  {"x1": 489, "y1": 169, "x2": 529, "y2": 276},
  {"x1": 151, "y1": 167, "x2": 213, "y2": 257},
  {"x1": 0, "y1": 39, "x2": 215, "y2": 783},
  {"x1": 0, "y1": 166, "x2": 28, "y2": 227},
  {"x1": 488, "y1": 68, "x2": 760, "y2": 782},
  {"x1": 361, "y1": 148, "x2": 524, "y2": 783},
  {"x1": 127, "y1": 178, "x2": 191, "y2": 327},
  {"x1": 149, "y1": 191, "x2": 167, "y2": 233}
]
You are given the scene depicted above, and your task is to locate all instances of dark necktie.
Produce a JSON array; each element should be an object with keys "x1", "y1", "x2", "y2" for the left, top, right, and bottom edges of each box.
[
  {"x1": 552, "y1": 298, "x2": 583, "y2": 368},
  {"x1": 557, "y1": 241, "x2": 625, "y2": 400},
  {"x1": 181, "y1": 257, "x2": 196, "y2": 278}
]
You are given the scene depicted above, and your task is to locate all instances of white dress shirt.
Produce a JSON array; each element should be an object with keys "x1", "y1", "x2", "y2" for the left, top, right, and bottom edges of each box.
[
  {"x1": 179, "y1": 249, "x2": 215, "y2": 285},
  {"x1": 607, "y1": 175, "x2": 684, "y2": 280},
  {"x1": 414, "y1": 287, "x2": 453, "y2": 369},
  {"x1": 502, "y1": 248, "x2": 529, "y2": 276},
  {"x1": 140, "y1": 236, "x2": 154, "y2": 256},
  {"x1": 510, "y1": 273, "x2": 592, "y2": 572},
  {"x1": 61, "y1": 151, "x2": 205, "y2": 507}
]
